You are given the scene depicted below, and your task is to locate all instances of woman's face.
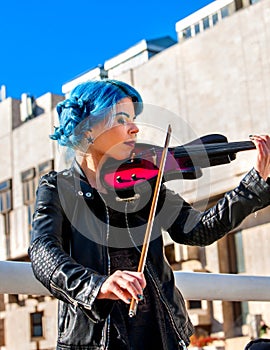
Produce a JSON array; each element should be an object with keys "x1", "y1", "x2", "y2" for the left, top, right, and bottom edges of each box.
[{"x1": 88, "y1": 97, "x2": 139, "y2": 161}]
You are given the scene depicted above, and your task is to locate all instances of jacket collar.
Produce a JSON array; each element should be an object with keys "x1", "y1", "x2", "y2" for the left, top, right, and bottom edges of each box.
[
  {"x1": 69, "y1": 159, "x2": 95, "y2": 200},
  {"x1": 72, "y1": 159, "x2": 87, "y2": 179}
]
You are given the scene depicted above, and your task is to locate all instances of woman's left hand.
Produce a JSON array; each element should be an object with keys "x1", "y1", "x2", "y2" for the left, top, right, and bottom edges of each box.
[{"x1": 250, "y1": 134, "x2": 270, "y2": 181}]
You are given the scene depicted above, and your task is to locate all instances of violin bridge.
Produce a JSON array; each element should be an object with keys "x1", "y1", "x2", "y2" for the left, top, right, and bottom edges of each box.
[{"x1": 115, "y1": 194, "x2": 141, "y2": 202}]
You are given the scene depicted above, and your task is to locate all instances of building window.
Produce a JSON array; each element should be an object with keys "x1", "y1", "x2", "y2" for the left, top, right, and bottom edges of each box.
[
  {"x1": 22, "y1": 161, "x2": 54, "y2": 235},
  {"x1": 221, "y1": 6, "x2": 229, "y2": 18},
  {"x1": 0, "y1": 318, "x2": 5, "y2": 346},
  {"x1": 0, "y1": 295, "x2": 5, "y2": 312},
  {"x1": 30, "y1": 311, "x2": 43, "y2": 339},
  {"x1": 22, "y1": 168, "x2": 36, "y2": 205},
  {"x1": 194, "y1": 23, "x2": 200, "y2": 35},
  {"x1": 38, "y1": 159, "x2": 54, "y2": 177},
  {"x1": 0, "y1": 180, "x2": 12, "y2": 213},
  {"x1": 203, "y1": 17, "x2": 210, "y2": 30},
  {"x1": 21, "y1": 168, "x2": 36, "y2": 234},
  {"x1": 212, "y1": 13, "x2": 219, "y2": 26},
  {"x1": 0, "y1": 179, "x2": 12, "y2": 258},
  {"x1": 234, "y1": 231, "x2": 245, "y2": 273},
  {"x1": 187, "y1": 300, "x2": 202, "y2": 309},
  {"x1": 183, "y1": 26, "x2": 192, "y2": 39}
]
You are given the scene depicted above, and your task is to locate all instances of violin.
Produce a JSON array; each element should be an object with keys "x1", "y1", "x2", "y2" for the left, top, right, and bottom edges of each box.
[{"x1": 100, "y1": 133, "x2": 255, "y2": 199}]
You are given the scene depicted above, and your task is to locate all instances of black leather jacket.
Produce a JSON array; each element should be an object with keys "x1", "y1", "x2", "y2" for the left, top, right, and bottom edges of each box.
[{"x1": 29, "y1": 164, "x2": 270, "y2": 350}]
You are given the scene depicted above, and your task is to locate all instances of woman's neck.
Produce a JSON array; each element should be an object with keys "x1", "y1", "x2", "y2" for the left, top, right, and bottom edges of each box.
[{"x1": 76, "y1": 152, "x2": 106, "y2": 191}]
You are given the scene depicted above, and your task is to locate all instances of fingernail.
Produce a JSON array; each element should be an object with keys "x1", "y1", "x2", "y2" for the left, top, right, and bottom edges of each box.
[{"x1": 137, "y1": 294, "x2": 144, "y2": 301}]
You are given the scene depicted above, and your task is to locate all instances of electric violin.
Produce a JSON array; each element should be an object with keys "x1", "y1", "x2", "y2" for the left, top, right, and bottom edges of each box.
[{"x1": 100, "y1": 133, "x2": 255, "y2": 198}]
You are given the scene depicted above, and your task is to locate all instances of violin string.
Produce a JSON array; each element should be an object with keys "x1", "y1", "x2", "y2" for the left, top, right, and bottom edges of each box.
[{"x1": 133, "y1": 141, "x2": 254, "y2": 160}]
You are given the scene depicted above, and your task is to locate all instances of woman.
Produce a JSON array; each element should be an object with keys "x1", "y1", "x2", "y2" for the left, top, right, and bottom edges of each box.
[{"x1": 29, "y1": 79, "x2": 270, "y2": 350}]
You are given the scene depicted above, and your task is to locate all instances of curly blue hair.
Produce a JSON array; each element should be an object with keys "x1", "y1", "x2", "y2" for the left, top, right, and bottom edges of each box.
[{"x1": 50, "y1": 79, "x2": 143, "y2": 148}]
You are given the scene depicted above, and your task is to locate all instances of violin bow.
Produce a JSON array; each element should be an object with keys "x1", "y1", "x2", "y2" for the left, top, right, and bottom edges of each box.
[{"x1": 129, "y1": 124, "x2": 172, "y2": 318}]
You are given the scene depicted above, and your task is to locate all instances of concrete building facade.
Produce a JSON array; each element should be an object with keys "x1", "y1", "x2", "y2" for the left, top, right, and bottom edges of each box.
[{"x1": 0, "y1": 0, "x2": 269, "y2": 349}]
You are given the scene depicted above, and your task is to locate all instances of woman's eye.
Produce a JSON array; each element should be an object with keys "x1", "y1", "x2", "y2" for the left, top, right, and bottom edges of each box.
[{"x1": 117, "y1": 117, "x2": 127, "y2": 125}]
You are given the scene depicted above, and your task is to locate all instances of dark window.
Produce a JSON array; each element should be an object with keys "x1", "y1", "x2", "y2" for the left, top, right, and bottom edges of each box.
[
  {"x1": 38, "y1": 159, "x2": 54, "y2": 177},
  {"x1": 30, "y1": 312, "x2": 43, "y2": 338},
  {"x1": 203, "y1": 17, "x2": 210, "y2": 30},
  {"x1": 0, "y1": 318, "x2": 5, "y2": 346},
  {"x1": 212, "y1": 13, "x2": 219, "y2": 26},
  {"x1": 21, "y1": 168, "x2": 36, "y2": 205},
  {"x1": 221, "y1": 6, "x2": 229, "y2": 18},
  {"x1": 0, "y1": 179, "x2": 12, "y2": 257},
  {"x1": 0, "y1": 180, "x2": 12, "y2": 213},
  {"x1": 8, "y1": 294, "x2": 19, "y2": 304},
  {"x1": 194, "y1": 23, "x2": 200, "y2": 35},
  {"x1": 0, "y1": 295, "x2": 5, "y2": 312},
  {"x1": 183, "y1": 26, "x2": 192, "y2": 39},
  {"x1": 22, "y1": 161, "x2": 54, "y2": 235},
  {"x1": 22, "y1": 168, "x2": 36, "y2": 234},
  {"x1": 187, "y1": 300, "x2": 202, "y2": 309}
]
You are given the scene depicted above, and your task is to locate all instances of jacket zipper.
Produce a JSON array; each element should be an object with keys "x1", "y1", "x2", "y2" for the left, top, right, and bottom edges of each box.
[
  {"x1": 99, "y1": 193, "x2": 111, "y2": 350},
  {"x1": 103, "y1": 240, "x2": 111, "y2": 350},
  {"x1": 50, "y1": 281, "x2": 79, "y2": 307}
]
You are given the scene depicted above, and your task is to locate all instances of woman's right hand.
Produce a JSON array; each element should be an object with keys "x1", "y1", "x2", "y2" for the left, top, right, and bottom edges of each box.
[
  {"x1": 250, "y1": 134, "x2": 270, "y2": 180},
  {"x1": 97, "y1": 270, "x2": 146, "y2": 304}
]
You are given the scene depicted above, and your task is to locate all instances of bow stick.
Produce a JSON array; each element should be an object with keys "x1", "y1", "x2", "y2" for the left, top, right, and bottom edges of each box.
[{"x1": 128, "y1": 124, "x2": 172, "y2": 317}]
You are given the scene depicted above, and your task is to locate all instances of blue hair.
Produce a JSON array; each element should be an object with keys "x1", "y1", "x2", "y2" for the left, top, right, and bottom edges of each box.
[{"x1": 50, "y1": 79, "x2": 143, "y2": 148}]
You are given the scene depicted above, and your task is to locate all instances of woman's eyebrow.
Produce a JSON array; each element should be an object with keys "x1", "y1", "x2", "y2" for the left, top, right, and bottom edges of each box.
[{"x1": 113, "y1": 112, "x2": 131, "y2": 118}]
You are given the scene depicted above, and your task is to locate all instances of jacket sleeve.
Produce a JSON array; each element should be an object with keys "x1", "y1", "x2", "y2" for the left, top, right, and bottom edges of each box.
[
  {"x1": 28, "y1": 172, "x2": 112, "y2": 323},
  {"x1": 164, "y1": 168, "x2": 270, "y2": 246}
]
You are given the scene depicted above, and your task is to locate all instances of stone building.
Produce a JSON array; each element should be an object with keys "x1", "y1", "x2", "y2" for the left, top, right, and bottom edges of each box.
[{"x1": 0, "y1": 0, "x2": 269, "y2": 349}]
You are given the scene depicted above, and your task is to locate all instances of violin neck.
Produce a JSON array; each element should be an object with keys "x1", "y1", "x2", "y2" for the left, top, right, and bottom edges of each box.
[
  {"x1": 205, "y1": 140, "x2": 255, "y2": 155},
  {"x1": 174, "y1": 140, "x2": 256, "y2": 158}
]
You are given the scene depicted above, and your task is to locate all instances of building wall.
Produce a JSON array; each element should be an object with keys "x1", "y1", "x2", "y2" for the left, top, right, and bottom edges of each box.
[
  {"x1": 0, "y1": 93, "x2": 63, "y2": 261},
  {"x1": 0, "y1": 0, "x2": 269, "y2": 348},
  {"x1": 4, "y1": 296, "x2": 57, "y2": 350},
  {"x1": 111, "y1": 0, "x2": 270, "y2": 343},
  {"x1": 0, "y1": 93, "x2": 63, "y2": 349},
  {"x1": 117, "y1": 0, "x2": 270, "y2": 199}
]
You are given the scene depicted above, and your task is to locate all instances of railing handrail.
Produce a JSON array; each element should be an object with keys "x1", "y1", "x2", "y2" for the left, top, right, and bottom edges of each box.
[{"x1": 1, "y1": 260, "x2": 270, "y2": 301}]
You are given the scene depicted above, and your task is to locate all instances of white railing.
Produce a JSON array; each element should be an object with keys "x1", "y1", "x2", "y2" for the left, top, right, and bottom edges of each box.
[{"x1": 1, "y1": 260, "x2": 270, "y2": 301}]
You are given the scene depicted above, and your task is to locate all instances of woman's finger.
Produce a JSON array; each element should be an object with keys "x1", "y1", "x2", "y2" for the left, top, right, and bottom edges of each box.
[
  {"x1": 250, "y1": 134, "x2": 270, "y2": 180},
  {"x1": 97, "y1": 270, "x2": 146, "y2": 303}
]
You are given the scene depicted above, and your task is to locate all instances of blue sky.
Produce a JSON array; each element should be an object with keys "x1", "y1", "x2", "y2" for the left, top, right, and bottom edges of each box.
[{"x1": 0, "y1": 0, "x2": 213, "y2": 99}]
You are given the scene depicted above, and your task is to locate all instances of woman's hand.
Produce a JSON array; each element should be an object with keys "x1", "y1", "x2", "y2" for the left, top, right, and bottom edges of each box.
[
  {"x1": 97, "y1": 270, "x2": 146, "y2": 304},
  {"x1": 250, "y1": 135, "x2": 270, "y2": 181}
]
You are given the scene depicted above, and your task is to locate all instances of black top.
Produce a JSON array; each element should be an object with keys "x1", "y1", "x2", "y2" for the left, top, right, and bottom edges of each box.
[{"x1": 107, "y1": 203, "x2": 163, "y2": 350}]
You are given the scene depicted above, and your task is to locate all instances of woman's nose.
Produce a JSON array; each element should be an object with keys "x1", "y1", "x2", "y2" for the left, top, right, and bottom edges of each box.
[{"x1": 129, "y1": 122, "x2": 139, "y2": 135}]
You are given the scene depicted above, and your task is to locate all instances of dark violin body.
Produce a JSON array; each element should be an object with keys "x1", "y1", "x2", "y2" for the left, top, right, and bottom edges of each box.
[{"x1": 100, "y1": 134, "x2": 255, "y2": 198}]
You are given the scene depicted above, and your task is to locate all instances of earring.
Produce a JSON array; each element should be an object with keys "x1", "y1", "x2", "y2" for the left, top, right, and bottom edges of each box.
[
  {"x1": 86, "y1": 129, "x2": 94, "y2": 144},
  {"x1": 87, "y1": 136, "x2": 94, "y2": 144}
]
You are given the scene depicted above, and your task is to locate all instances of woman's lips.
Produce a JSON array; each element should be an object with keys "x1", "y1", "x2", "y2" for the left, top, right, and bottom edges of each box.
[{"x1": 124, "y1": 141, "x2": 136, "y2": 148}]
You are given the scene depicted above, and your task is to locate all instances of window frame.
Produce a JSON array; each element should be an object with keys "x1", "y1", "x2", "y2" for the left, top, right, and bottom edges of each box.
[{"x1": 30, "y1": 311, "x2": 44, "y2": 340}]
